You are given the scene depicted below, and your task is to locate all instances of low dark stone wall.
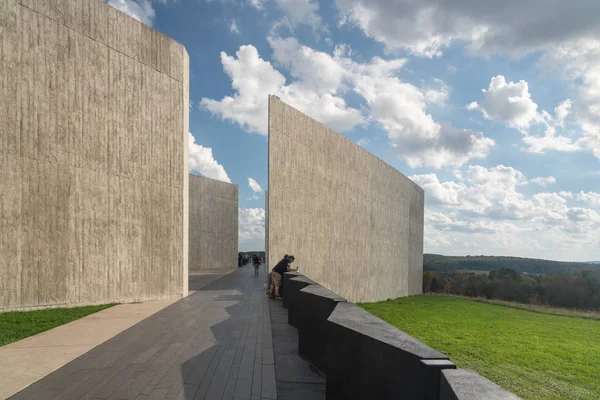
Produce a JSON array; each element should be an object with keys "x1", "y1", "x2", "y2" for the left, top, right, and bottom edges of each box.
[
  {"x1": 326, "y1": 302, "x2": 453, "y2": 400},
  {"x1": 280, "y1": 271, "x2": 301, "y2": 299},
  {"x1": 283, "y1": 275, "x2": 315, "y2": 327},
  {"x1": 280, "y1": 272, "x2": 520, "y2": 400},
  {"x1": 440, "y1": 369, "x2": 521, "y2": 400},
  {"x1": 296, "y1": 285, "x2": 346, "y2": 375}
]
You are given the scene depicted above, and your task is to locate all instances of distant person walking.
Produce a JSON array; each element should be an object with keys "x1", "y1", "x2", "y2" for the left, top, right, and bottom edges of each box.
[
  {"x1": 252, "y1": 254, "x2": 261, "y2": 276},
  {"x1": 268, "y1": 255, "x2": 297, "y2": 300}
]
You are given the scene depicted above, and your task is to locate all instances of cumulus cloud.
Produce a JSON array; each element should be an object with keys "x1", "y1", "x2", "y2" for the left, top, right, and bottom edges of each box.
[
  {"x1": 424, "y1": 79, "x2": 449, "y2": 106},
  {"x1": 411, "y1": 166, "x2": 600, "y2": 259},
  {"x1": 577, "y1": 191, "x2": 600, "y2": 207},
  {"x1": 467, "y1": 76, "x2": 583, "y2": 154},
  {"x1": 239, "y1": 208, "x2": 265, "y2": 241},
  {"x1": 334, "y1": 0, "x2": 600, "y2": 160},
  {"x1": 334, "y1": 0, "x2": 600, "y2": 57},
  {"x1": 201, "y1": 45, "x2": 363, "y2": 135},
  {"x1": 530, "y1": 176, "x2": 556, "y2": 187},
  {"x1": 188, "y1": 133, "x2": 231, "y2": 183},
  {"x1": 522, "y1": 133, "x2": 580, "y2": 154},
  {"x1": 468, "y1": 75, "x2": 541, "y2": 130},
  {"x1": 106, "y1": 0, "x2": 156, "y2": 26},
  {"x1": 543, "y1": 38, "x2": 600, "y2": 159},
  {"x1": 274, "y1": 0, "x2": 322, "y2": 29},
  {"x1": 554, "y1": 99, "x2": 572, "y2": 127},
  {"x1": 202, "y1": 36, "x2": 494, "y2": 169}
]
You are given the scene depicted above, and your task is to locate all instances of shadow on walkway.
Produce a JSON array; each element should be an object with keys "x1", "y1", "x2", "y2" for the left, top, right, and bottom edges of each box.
[{"x1": 9, "y1": 266, "x2": 275, "y2": 400}]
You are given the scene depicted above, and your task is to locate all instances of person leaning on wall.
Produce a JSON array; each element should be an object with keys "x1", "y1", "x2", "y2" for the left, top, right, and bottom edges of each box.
[{"x1": 267, "y1": 255, "x2": 297, "y2": 300}]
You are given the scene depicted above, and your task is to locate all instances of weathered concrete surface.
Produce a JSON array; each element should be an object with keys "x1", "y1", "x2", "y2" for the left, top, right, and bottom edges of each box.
[
  {"x1": 188, "y1": 174, "x2": 238, "y2": 273},
  {"x1": 267, "y1": 96, "x2": 424, "y2": 302},
  {"x1": 0, "y1": 0, "x2": 189, "y2": 311},
  {"x1": 265, "y1": 190, "x2": 269, "y2": 275}
]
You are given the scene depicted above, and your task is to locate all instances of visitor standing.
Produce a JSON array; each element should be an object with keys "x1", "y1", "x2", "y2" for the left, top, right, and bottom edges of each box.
[
  {"x1": 267, "y1": 255, "x2": 297, "y2": 300},
  {"x1": 252, "y1": 254, "x2": 261, "y2": 276}
]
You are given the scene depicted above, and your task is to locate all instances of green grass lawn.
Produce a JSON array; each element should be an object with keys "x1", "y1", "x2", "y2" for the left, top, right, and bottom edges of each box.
[
  {"x1": 0, "y1": 304, "x2": 116, "y2": 347},
  {"x1": 359, "y1": 296, "x2": 600, "y2": 400}
]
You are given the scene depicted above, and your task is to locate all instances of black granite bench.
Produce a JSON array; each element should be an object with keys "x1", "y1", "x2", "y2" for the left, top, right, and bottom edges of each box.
[{"x1": 440, "y1": 369, "x2": 521, "y2": 400}]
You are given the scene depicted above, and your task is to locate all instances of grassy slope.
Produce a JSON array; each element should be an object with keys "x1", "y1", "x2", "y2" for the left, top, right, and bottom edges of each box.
[
  {"x1": 0, "y1": 304, "x2": 116, "y2": 347},
  {"x1": 360, "y1": 296, "x2": 600, "y2": 400}
]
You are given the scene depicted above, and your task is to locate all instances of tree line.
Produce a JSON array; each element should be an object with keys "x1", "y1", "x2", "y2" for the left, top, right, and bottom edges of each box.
[
  {"x1": 424, "y1": 254, "x2": 600, "y2": 276},
  {"x1": 423, "y1": 268, "x2": 600, "y2": 310}
]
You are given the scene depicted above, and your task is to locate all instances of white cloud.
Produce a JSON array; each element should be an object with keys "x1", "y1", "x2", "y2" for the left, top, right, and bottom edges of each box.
[
  {"x1": 239, "y1": 208, "x2": 265, "y2": 241},
  {"x1": 188, "y1": 132, "x2": 231, "y2": 183},
  {"x1": 577, "y1": 191, "x2": 600, "y2": 207},
  {"x1": 203, "y1": 37, "x2": 494, "y2": 169},
  {"x1": 530, "y1": 176, "x2": 556, "y2": 187},
  {"x1": 522, "y1": 133, "x2": 580, "y2": 154},
  {"x1": 468, "y1": 75, "x2": 541, "y2": 130},
  {"x1": 334, "y1": 1, "x2": 600, "y2": 161},
  {"x1": 230, "y1": 19, "x2": 240, "y2": 34},
  {"x1": 543, "y1": 38, "x2": 600, "y2": 159},
  {"x1": 248, "y1": 177, "x2": 264, "y2": 193},
  {"x1": 274, "y1": 0, "x2": 322, "y2": 29},
  {"x1": 106, "y1": 0, "x2": 155, "y2": 26},
  {"x1": 270, "y1": 38, "x2": 492, "y2": 168},
  {"x1": 334, "y1": 0, "x2": 600, "y2": 57},
  {"x1": 424, "y1": 79, "x2": 449, "y2": 106},
  {"x1": 467, "y1": 76, "x2": 584, "y2": 154},
  {"x1": 555, "y1": 99, "x2": 572, "y2": 127},
  {"x1": 412, "y1": 166, "x2": 600, "y2": 260},
  {"x1": 465, "y1": 101, "x2": 478, "y2": 111},
  {"x1": 201, "y1": 45, "x2": 363, "y2": 135}
]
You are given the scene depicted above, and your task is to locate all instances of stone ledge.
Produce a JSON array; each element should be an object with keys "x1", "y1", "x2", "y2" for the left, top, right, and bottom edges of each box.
[{"x1": 440, "y1": 369, "x2": 522, "y2": 400}]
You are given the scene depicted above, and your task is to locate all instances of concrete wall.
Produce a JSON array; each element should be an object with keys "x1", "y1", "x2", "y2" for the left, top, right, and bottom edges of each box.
[
  {"x1": 0, "y1": 0, "x2": 189, "y2": 311},
  {"x1": 267, "y1": 96, "x2": 424, "y2": 303},
  {"x1": 188, "y1": 174, "x2": 238, "y2": 273},
  {"x1": 265, "y1": 190, "x2": 269, "y2": 274}
]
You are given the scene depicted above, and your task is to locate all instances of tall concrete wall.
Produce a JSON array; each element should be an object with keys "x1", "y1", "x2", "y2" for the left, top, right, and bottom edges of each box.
[
  {"x1": 188, "y1": 174, "x2": 238, "y2": 273},
  {"x1": 267, "y1": 96, "x2": 424, "y2": 303},
  {"x1": 0, "y1": 0, "x2": 189, "y2": 311}
]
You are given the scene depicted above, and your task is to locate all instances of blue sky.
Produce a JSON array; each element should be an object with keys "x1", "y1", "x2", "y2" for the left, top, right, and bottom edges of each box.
[{"x1": 108, "y1": 0, "x2": 600, "y2": 261}]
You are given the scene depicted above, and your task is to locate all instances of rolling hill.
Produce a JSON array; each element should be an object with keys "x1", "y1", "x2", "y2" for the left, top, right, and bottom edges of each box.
[{"x1": 424, "y1": 254, "x2": 600, "y2": 275}]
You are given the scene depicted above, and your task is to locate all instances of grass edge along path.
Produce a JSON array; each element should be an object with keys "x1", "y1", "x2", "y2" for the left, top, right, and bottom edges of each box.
[
  {"x1": 0, "y1": 304, "x2": 117, "y2": 347},
  {"x1": 359, "y1": 295, "x2": 600, "y2": 400}
]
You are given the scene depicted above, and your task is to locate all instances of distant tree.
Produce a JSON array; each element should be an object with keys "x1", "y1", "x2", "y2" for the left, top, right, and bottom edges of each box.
[
  {"x1": 423, "y1": 272, "x2": 434, "y2": 292},
  {"x1": 431, "y1": 278, "x2": 441, "y2": 292}
]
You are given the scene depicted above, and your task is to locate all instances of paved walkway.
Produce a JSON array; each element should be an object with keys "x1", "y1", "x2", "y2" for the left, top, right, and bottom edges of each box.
[
  {"x1": 9, "y1": 266, "x2": 276, "y2": 400},
  {"x1": 269, "y1": 301, "x2": 326, "y2": 400}
]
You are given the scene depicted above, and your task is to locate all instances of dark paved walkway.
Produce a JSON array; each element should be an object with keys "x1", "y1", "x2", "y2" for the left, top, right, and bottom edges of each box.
[
  {"x1": 10, "y1": 266, "x2": 276, "y2": 400},
  {"x1": 269, "y1": 301, "x2": 326, "y2": 400}
]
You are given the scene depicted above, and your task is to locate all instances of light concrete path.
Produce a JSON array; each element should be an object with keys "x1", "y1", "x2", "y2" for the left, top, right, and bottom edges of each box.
[
  {"x1": 0, "y1": 272, "x2": 233, "y2": 399},
  {"x1": 6, "y1": 266, "x2": 276, "y2": 400}
]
